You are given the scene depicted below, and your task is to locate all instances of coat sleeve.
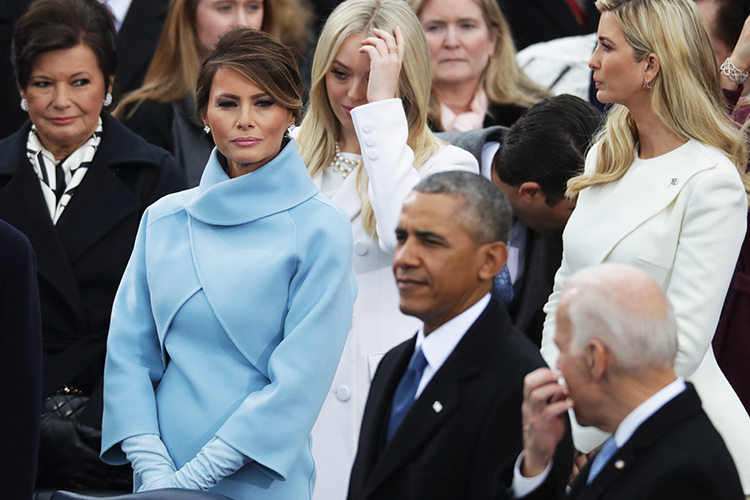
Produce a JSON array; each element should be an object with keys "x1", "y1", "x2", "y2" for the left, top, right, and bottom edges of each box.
[
  {"x1": 351, "y1": 98, "x2": 479, "y2": 254},
  {"x1": 211, "y1": 199, "x2": 357, "y2": 481},
  {"x1": 101, "y1": 209, "x2": 167, "y2": 465}
]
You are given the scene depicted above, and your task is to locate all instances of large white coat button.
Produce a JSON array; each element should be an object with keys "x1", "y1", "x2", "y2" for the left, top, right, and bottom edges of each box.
[
  {"x1": 361, "y1": 123, "x2": 373, "y2": 133},
  {"x1": 354, "y1": 240, "x2": 369, "y2": 256},
  {"x1": 368, "y1": 151, "x2": 379, "y2": 160},
  {"x1": 336, "y1": 386, "x2": 351, "y2": 401},
  {"x1": 364, "y1": 137, "x2": 376, "y2": 147}
]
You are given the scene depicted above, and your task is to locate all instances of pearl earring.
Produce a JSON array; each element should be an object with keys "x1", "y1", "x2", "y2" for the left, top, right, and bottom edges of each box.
[
  {"x1": 20, "y1": 98, "x2": 28, "y2": 112},
  {"x1": 103, "y1": 93, "x2": 113, "y2": 106},
  {"x1": 203, "y1": 125, "x2": 211, "y2": 134}
]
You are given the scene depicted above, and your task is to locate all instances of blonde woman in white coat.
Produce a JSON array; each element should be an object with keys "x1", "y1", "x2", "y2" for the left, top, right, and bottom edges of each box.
[
  {"x1": 296, "y1": 0, "x2": 478, "y2": 498},
  {"x1": 539, "y1": 0, "x2": 750, "y2": 494}
]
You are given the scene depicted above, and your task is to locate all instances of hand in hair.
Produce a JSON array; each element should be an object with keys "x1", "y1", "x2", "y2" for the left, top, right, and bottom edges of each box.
[{"x1": 359, "y1": 26, "x2": 405, "y2": 103}]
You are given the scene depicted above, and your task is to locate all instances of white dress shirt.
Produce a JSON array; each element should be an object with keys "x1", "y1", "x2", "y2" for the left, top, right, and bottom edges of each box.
[{"x1": 413, "y1": 293, "x2": 491, "y2": 398}]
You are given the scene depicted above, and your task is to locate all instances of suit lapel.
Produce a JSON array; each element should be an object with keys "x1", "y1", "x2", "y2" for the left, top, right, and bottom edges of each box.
[
  {"x1": 54, "y1": 153, "x2": 142, "y2": 264},
  {"x1": 0, "y1": 141, "x2": 86, "y2": 332},
  {"x1": 361, "y1": 300, "x2": 504, "y2": 497},
  {"x1": 316, "y1": 169, "x2": 363, "y2": 221},
  {"x1": 571, "y1": 385, "x2": 704, "y2": 500},
  {"x1": 566, "y1": 140, "x2": 714, "y2": 268}
]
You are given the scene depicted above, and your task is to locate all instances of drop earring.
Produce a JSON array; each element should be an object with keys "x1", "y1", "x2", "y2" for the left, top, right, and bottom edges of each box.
[
  {"x1": 103, "y1": 93, "x2": 113, "y2": 106},
  {"x1": 20, "y1": 98, "x2": 28, "y2": 112},
  {"x1": 203, "y1": 125, "x2": 211, "y2": 134}
]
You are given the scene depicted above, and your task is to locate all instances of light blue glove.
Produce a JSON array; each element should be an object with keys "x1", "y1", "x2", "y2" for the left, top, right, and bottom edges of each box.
[
  {"x1": 135, "y1": 436, "x2": 251, "y2": 491},
  {"x1": 121, "y1": 434, "x2": 177, "y2": 490}
]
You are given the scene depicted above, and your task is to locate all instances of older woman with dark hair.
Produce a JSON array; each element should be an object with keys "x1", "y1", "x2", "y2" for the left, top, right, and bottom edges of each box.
[
  {"x1": 101, "y1": 28, "x2": 356, "y2": 498},
  {"x1": 0, "y1": 0, "x2": 185, "y2": 491}
]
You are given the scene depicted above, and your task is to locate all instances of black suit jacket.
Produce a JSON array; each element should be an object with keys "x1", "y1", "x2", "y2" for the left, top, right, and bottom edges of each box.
[
  {"x1": 501, "y1": 384, "x2": 744, "y2": 500},
  {"x1": 348, "y1": 297, "x2": 573, "y2": 500},
  {"x1": 0, "y1": 218, "x2": 41, "y2": 500},
  {"x1": 0, "y1": 113, "x2": 184, "y2": 416},
  {"x1": 497, "y1": 0, "x2": 600, "y2": 51},
  {"x1": 114, "y1": 0, "x2": 169, "y2": 94},
  {"x1": 507, "y1": 228, "x2": 562, "y2": 347}
]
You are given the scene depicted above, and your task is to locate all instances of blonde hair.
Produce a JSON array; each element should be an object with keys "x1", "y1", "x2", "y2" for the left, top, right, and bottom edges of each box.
[
  {"x1": 296, "y1": 0, "x2": 441, "y2": 237},
  {"x1": 567, "y1": 0, "x2": 750, "y2": 205},
  {"x1": 114, "y1": 0, "x2": 312, "y2": 118},
  {"x1": 406, "y1": 0, "x2": 549, "y2": 128}
]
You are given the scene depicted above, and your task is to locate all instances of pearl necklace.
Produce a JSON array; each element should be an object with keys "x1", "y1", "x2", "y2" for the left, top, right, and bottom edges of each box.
[{"x1": 331, "y1": 143, "x2": 359, "y2": 178}]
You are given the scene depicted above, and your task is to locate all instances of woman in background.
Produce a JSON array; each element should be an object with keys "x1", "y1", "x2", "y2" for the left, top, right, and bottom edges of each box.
[
  {"x1": 1, "y1": 0, "x2": 184, "y2": 491},
  {"x1": 405, "y1": 0, "x2": 548, "y2": 131},
  {"x1": 114, "y1": 0, "x2": 312, "y2": 186},
  {"x1": 102, "y1": 28, "x2": 356, "y2": 499},
  {"x1": 540, "y1": 0, "x2": 750, "y2": 493},
  {"x1": 295, "y1": 0, "x2": 477, "y2": 498}
]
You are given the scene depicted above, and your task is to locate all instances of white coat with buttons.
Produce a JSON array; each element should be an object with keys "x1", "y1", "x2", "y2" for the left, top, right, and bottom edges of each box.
[{"x1": 309, "y1": 99, "x2": 479, "y2": 500}]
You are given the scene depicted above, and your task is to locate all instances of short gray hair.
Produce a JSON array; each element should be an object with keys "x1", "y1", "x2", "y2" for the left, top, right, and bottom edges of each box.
[
  {"x1": 563, "y1": 264, "x2": 678, "y2": 371},
  {"x1": 413, "y1": 171, "x2": 512, "y2": 245}
]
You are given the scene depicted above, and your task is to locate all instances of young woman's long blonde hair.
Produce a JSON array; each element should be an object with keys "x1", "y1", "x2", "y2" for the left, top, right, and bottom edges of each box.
[
  {"x1": 405, "y1": 0, "x2": 549, "y2": 128},
  {"x1": 296, "y1": 0, "x2": 441, "y2": 237},
  {"x1": 114, "y1": 0, "x2": 312, "y2": 118},
  {"x1": 567, "y1": 0, "x2": 750, "y2": 205}
]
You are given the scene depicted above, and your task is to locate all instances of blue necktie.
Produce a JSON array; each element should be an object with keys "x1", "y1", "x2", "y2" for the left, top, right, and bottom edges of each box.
[
  {"x1": 494, "y1": 264, "x2": 514, "y2": 305},
  {"x1": 387, "y1": 347, "x2": 428, "y2": 441},
  {"x1": 587, "y1": 437, "x2": 619, "y2": 483}
]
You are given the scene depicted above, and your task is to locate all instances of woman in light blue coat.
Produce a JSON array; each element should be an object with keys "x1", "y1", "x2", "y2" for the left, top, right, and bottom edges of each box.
[{"x1": 101, "y1": 29, "x2": 357, "y2": 499}]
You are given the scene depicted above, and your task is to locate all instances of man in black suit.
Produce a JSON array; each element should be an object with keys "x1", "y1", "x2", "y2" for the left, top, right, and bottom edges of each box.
[
  {"x1": 505, "y1": 263, "x2": 744, "y2": 500},
  {"x1": 347, "y1": 172, "x2": 573, "y2": 500},
  {"x1": 492, "y1": 95, "x2": 601, "y2": 347}
]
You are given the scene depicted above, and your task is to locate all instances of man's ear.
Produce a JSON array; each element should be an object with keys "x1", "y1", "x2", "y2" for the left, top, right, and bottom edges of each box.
[
  {"x1": 518, "y1": 182, "x2": 544, "y2": 205},
  {"x1": 478, "y1": 241, "x2": 508, "y2": 281},
  {"x1": 586, "y1": 339, "x2": 610, "y2": 380}
]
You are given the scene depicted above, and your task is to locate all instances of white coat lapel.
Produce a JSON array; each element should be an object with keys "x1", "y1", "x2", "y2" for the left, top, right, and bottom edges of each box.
[
  {"x1": 324, "y1": 169, "x2": 363, "y2": 222},
  {"x1": 566, "y1": 140, "x2": 716, "y2": 267}
]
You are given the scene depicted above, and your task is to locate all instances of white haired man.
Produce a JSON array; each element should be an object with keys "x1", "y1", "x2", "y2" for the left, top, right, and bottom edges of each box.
[{"x1": 501, "y1": 263, "x2": 744, "y2": 500}]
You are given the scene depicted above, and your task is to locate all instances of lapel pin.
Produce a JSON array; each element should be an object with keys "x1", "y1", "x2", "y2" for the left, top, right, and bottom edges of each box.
[
  {"x1": 432, "y1": 401, "x2": 443, "y2": 413},
  {"x1": 669, "y1": 178, "x2": 678, "y2": 186},
  {"x1": 614, "y1": 459, "x2": 625, "y2": 469}
]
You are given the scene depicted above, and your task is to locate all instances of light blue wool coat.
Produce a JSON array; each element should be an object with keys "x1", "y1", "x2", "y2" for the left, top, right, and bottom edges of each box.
[{"x1": 101, "y1": 140, "x2": 357, "y2": 499}]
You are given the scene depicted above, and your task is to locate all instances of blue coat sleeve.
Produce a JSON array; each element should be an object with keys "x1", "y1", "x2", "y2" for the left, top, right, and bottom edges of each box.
[{"x1": 101, "y1": 209, "x2": 166, "y2": 465}]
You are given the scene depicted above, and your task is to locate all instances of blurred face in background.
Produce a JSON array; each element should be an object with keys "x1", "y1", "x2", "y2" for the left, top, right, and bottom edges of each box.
[
  {"x1": 22, "y1": 44, "x2": 109, "y2": 161},
  {"x1": 195, "y1": 0, "x2": 264, "y2": 55},
  {"x1": 417, "y1": 0, "x2": 496, "y2": 92}
]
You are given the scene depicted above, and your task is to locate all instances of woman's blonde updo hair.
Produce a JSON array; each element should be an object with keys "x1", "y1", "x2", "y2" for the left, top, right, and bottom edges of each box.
[
  {"x1": 567, "y1": 0, "x2": 750, "y2": 204},
  {"x1": 114, "y1": 0, "x2": 312, "y2": 119},
  {"x1": 296, "y1": 0, "x2": 441, "y2": 237},
  {"x1": 405, "y1": 0, "x2": 549, "y2": 128}
]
